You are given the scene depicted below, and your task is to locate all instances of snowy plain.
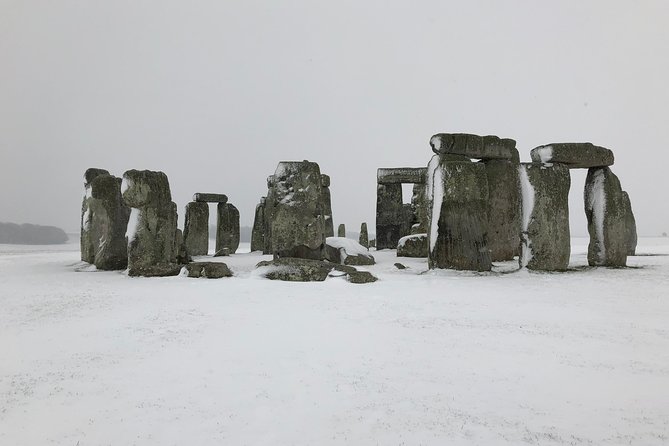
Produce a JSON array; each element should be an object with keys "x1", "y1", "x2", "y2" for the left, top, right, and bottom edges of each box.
[{"x1": 1, "y1": 238, "x2": 668, "y2": 445}]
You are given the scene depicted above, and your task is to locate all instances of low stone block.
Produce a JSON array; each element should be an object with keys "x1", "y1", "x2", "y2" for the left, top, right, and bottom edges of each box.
[{"x1": 185, "y1": 261, "x2": 233, "y2": 278}]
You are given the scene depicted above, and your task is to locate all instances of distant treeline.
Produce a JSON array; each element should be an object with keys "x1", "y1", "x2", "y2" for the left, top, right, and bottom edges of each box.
[{"x1": 0, "y1": 222, "x2": 69, "y2": 245}]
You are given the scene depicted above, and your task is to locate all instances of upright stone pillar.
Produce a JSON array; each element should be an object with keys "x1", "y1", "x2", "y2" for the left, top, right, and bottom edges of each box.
[
  {"x1": 321, "y1": 174, "x2": 334, "y2": 237},
  {"x1": 216, "y1": 203, "x2": 240, "y2": 255},
  {"x1": 410, "y1": 183, "x2": 428, "y2": 234},
  {"x1": 482, "y1": 159, "x2": 521, "y2": 261},
  {"x1": 337, "y1": 224, "x2": 346, "y2": 238},
  {"x1": 359, "y1": 222, "x2": 369, "y2": 248},
  {"x1": 122, "y1": 169, "x2": 180, "y2": 276},
  {"x1": 251, "y1": 198, "x2": 266, "y2": 252},
  {"x1": 622, "y1": 191, "x2": 637, "y2": 256},
  {"x1": 376, "y1": 183, "x2": 403, "y2": 249},
  {"x1": 81, "y1": 168, "x2": 130, "y2": 270},
  {"x1": 426, "y1": 155, "x2": 491, "y2": 271},
  {"x1": 584, "y1": 167, "x2": 628, "y2": 267},
  {"x1": 518, "y1": 163, "x2": 571, "y2": 271},
  {"x1": 183, "y1": 201, "x2": 209, "y2": 256}
]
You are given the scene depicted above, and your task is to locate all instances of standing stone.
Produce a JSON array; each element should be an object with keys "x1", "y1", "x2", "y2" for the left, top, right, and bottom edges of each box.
[
  {"x1": 359, "y1": 222, "x2": 369, "y2": 248},
  {"x1": 518, "y1": 163, "x2": 571, "y2": 271},
  {"x1": 482, "y1": 159, "x2": 521, "y2": 261},
  {"x1": 122, "y1": 169, "x2": 180, "y2": 276},
  {"x1": 269, "y1": 161, "x2": 326, "y2": 260},
  {"x1": 321, "y1": 174, "x2": 334, "y2": 238},
  {"x1": 410, "y1": 183, "x2": 428, "y2": 234},
  {"x1": 622, "y1": 191, "x2": 637, "y2": 256},
  {"x1": 584, "y1": 167, "x2": 628, "y2": 267},
  {"x1": 399, "y1": 203, "x2": 415, "y2": 240},
  {"x1": 337, "y1": 224, "x2": 346, "y2": 238},
  {"x1": 376, "y1": 183, "x2": 403, "y2": 249},
  {"x1": 263, "y1": 175, "x2": 277, "y2": 255},
  {"x1": 183, "y1": 201, "x2": 209, "y2": 256},
  {"x1": 175, "y1": 229, "x2": 191, "y2": 264},
  {"x1": 426, "y1": 155, "x2": 491, "y2": 271},
  {"x1": 216, "y1": 203, "x2": 240, "y2": 255},
  {"x1": 81, "y1": 169, "x2": 130, "y2": 270},
  {"x1": 251, "y1": 198, "x2": 266, "y2": 252}
]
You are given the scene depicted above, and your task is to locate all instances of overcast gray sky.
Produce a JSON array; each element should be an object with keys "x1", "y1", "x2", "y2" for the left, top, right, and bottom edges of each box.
[{"x1": 1, "y1": 0, "x2": 667, "y2": 236}]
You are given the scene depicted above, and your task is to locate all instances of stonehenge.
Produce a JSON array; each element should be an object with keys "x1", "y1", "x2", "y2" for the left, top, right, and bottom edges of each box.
[
  {"x1": 215, "y1": 202, "x2": 240, "y2": 256},
  {"x1": 622, "y1": 191, "x2": 637, "y2": 256},
  {"x1": 183, "y1": 201, "x2": 209, "y2": 256},
  {"x1": 359, "y1": 222, "x2": 369, "y2": 248},
  {"x1": 337, "y1": 224, "x2": 346, "y2": 238}
]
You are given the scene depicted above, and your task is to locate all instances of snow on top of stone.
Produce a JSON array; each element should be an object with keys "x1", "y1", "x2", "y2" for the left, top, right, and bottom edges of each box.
[
  {"x1": 326, "y1": 237, "x2": 372, "y2": 258},
  {"x1": 534, "y1": 145, "x2": 554, "y2": 164},
  {"x1": 427, "y1": 155, "x2": 443, "y2": 253},
  {"x1": 125, "y1": 208, "x2": 141, "y2": 244},
  {"x1": 518, "y1": 165, "x2": 535, "y2": 268},
  {"x1": 429, "y1": 135, "x2": 443, "y2": 152},
  {"x1": 398, "y1": 233, "x2": 427, "y2": 248},
  {"x1": 120, "y1": 176, "x2": 132, "y2": 195}
]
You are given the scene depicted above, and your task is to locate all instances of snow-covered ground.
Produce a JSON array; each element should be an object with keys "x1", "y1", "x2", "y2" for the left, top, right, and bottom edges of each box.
[{"x1": 1, "y1": 238, "x2": 668, "y2": 445}]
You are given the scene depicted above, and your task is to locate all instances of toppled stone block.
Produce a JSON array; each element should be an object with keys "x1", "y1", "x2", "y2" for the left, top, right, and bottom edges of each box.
[
  {"x1": 622, "y1": 191, "x2": 637, "y2": 256},
  {"x1": 185, "y1": 261, "x2": 233, "y2": 278},
  {"x1": 430, "y1": 133, "x2": 519, "y2": 161},
  {"x1": 585, "y1": 167, "x2": 628, "y2": 267},
  {"x1": 482, "y1": 159, "x2": 521, "y2": 261},
  {"x1": 216, "y1": 203, "x2": 240, "y2": 255},
  {"x1": 127, "y1": 263, "x2": 183, "y2": 277},
  {"x1": 397, "y1": 233, "x2": 428, "y2": 258},
  {"x1": 255, "y1": 258, "x2": 377, "y2": 283},
  {"x1": 183, "y1": 201, "x2": 209, "y2": 256},
  {"x1": 194, "y1": 193, "x2": 228, "y2": 203},
  {"x1": 518, "y1": 163, "x2": 571, "y2": 271},
  {"x1": 325, "y1": 237, "x2": 375, "y2": 265},
  {"x1": 426, "y1": 156, "x2": 492, "y2": 271},
  {"x1": 377, "y1": 167, "x2": 427, "y2": 184},
  {"x1": 530, "y1": 143, "x2": 614, "y2": 168}
]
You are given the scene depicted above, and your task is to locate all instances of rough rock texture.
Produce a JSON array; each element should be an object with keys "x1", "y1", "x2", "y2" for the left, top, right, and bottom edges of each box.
[
  {"x1": 337, "y1": 224, "x2": 346, "y2": 238},
  {"x1": 530, "y1": 143, "x2": 614, "y2": 168},
  {"x1": 81, "y1": 170, "x2": 130, "y2": 270},
  {"x1": 426, "y1": 156, "x2": 492, "y2": 271},
  {"x1": 251, "y1": 198, "x2": 266, "y2": 252},
  {"x1": 482, "y1": 159, "x2": 521, "y2": 261},
  {"x1": 377, "y1": 168, "x2": 427, "y2": 185},
  {"x1": 175, "y1": 229, "x2": 191, "y2": 265},
  {"x1": 399, "y1": 203, "x2": 415, "y2": 241},
  {"x1": 84, "y1": 168, "x2": 110, "y2": 185},
  {"x1": 216, "y1": 203, "x2": 240, "y2": 255},
  {"x1": 410, "y1": 183, "x2": 428, "y2": 234},
  {"x1": 359, "y1": 222, "x2": 369, "y2": 248},
  {"x1": 584, "y1": 167, "x2": 628, "y2": 267},
  {"x1": 183, "y1": 201, "x2": 209, "y2": 256},
  {"x1": 321, "y1": 174, "x2": 334, "y2": 238},
  {"x1": 376, "y1": 183, "x2": 403, "y2": 249},
  {"x1": 519, "y1": 163, "x2": 571, "y2": 271},
  {"x1": 194, "y1": 193, "x2": 228, "y2": 203},
  {"x1": 122, "y1": 169, "x2": 179, "y2": 276},
  {"x1": 324, "y1": 238, "x2": 375, "y2": 266},
  {"x1": 622, "y1": 191, "x2": 637, "y2": 256},
  {"x1": 256, "y1": 258, "x2": 377, "y2": 283},
  {"x1": 269, "y1": 161, "x2": 326, "y2": 260},
  {"x1": 397, "y1": 233, "x2": 428, "y2": 258},
  {"x1": 185, "y1": 261, "x2": 233, "y2": 278},
  {"x1": 430, "y1": 133, "x2": 519, "y2": 161}
]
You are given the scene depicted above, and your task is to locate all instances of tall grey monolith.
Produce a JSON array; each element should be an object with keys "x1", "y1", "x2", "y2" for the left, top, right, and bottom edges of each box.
[
  {"x1": 518, "y1": 163, "x2": 571, "y2": 271},
  {"x1": 321, "y1": 174, "x2": 334, "y2": 238},
  {"x1": 376, "y1": 183, "x2": 403, "y2": 249},
  {"x1": 622, "y1": 191, "x2": 637, "y2": 256},
  {"x1": 584, "y1": 167, "x2": 628, "y2": 267},
  {"x1": 183, "y1": 201, "x2": 209, "y2": 256},
  {"x1": 216, "y1": 202, "x2": 240, "y2": 255},
  {"x1": 337, "y1": 224, "x2": 346, "y2": 238},
  {"x1": 251, "y1": 198, "x2": 266, "y2": 252},
  {"x1": 482, "y1": 159, "x2": 521, "y2": 261},
  {"x1": 359, "y1": 222, "x2": 369, "y2": 249}
]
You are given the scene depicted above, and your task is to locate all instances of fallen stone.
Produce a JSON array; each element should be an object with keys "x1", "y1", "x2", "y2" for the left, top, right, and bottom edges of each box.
[
  {"x1": 430, "y1": 133, "x2": 519, "y2": 161},
  {"x1": 622, "y1": 191, "x2": 637, "y2": 256},
  {"x1": 518, "y1": 163, "x2": 571, "y2": 271},
  {"x1": 127, "y1": 263, "x2": 182, "y2": 277},
  {"x1": 394, "y1": 262, "x2": 407, "y2": 270},
  {"x1": 585, "y1": 167, "x2": 628, "y2": 267},
  {"x1": 397, "y1": 233, "x2": 428, "y2": 258},
  {"x1": 194, "y1": 193, "x2": 228, "y2": 203},
  {"x1": 325, "y1": 237, "x2": 375, "y2": 266},
  {"x1": 255, "y1": 258, "x2": 377, "y2": 283},
  {"x1": 185, "y1": 261, "x2": 233, "y2": 278},
  {"x1": 530, "y1": 143, "x2": 614, "y2": 168},
  {"x1": 183, "y1": 201, "x2": 209, "y2": 256},
  {"x1": 346, "y1": 270, "x2": 378, "y2": 284}
]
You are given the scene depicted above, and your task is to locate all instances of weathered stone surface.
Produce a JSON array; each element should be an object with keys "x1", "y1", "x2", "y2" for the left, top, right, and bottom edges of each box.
[
  {"x1": 430, "y1": 133, "x2": 519, "y2": 161},
  {"x1": 84, "y1": 168, "x2": 110, "y2": 185},
  {"x1": 585, "y1": 167, "x2": 628, "y2": 267},
  {"x1": 518, "y1": 163, "x2": 571, "y2": 271},
  {"x1": 399, "y1": 203, "x2": 415, "y2": 241},
  {"x1": 530, "y1": 143, "x2": 614, "y2": 168},
  {"x1": 321, "y1": 174, "x2": 334, "y2": 238},
  {"x1": 337, "y1": 224, "x2": 346, "y2": 238},
  {"x1": 251, "y1": 198, "x2": 266, "y2": 252},
  {"x1": 194, "y1": 193, "x2": 228, "y2": 203},
  {"x1": 269, "y1": 161, "x2": 326, "y2": 260},
  {"x1": 359, "y1": 222, "x2": 369, "y2": 248},
  {"x1": 183, "y1": 201, "x2": 209, "y2": 256},
  {"x1": 376, "y1": 183, "x2": 403, "y2": 249},
  {"x1": 482, "y1": 159, "x2": 521, "y2": 261},
  {"x1": 81, "y1": 172, "x2": 130, "y2": 270},
  {"x1": 185, "y1": 261, "x2": 233, "y2": 278},
  {"x1": 377, "y1": 167, "x2": 427, "y2": 184},
  {"x1": 175, "y1": 229, "x2": 191, "y2": 264},
  {"x1": 397, "y1": 233, "x2": 428, "y2": 258},
  {"x1": 216, "y1": 203, "x2": 240, "y2": 255},
  {"x1": 255, "y1": 258, "x2": 377, "y2": 283},
  {"x1": 122, "y1": 170, "x2": 179, "y2": 276},
  {"x1": 426, "y1": 157, "x2": 492, "y2": 271},
  {"x1": 410, "y1": 183, "x2": 428, "y2": 234},
  {"x1": 622, "y1": 191, "x2": 637, "y2": 256},
  {"x1": 324, "y1": 237, "x2": 375, "y2": 266},
  {"x1": 346, "y1": 270, "x2": 378, "y2": 284}
]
